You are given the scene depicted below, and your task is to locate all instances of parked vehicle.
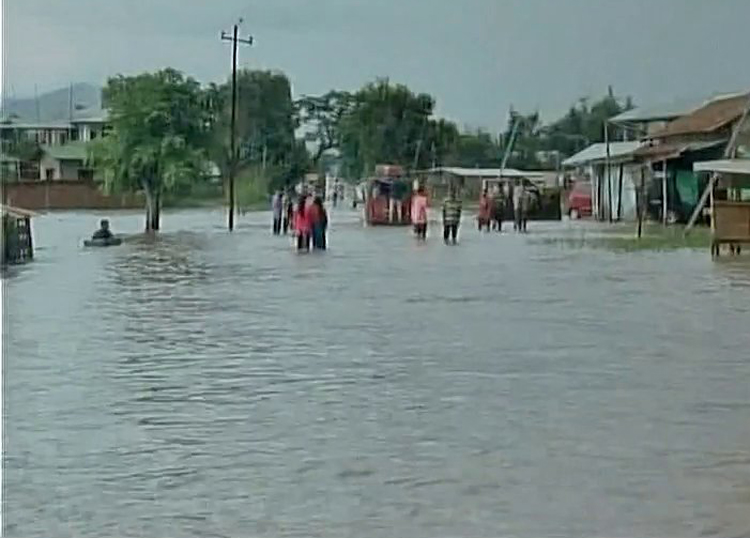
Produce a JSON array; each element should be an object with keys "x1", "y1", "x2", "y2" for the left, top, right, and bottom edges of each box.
[{"x1": 567, "y1": 181, "x2": 592, "y2": 219}]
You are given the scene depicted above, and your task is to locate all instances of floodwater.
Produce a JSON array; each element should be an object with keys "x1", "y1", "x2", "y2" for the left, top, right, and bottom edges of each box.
[{"x1": 3, "y1": 207, "x2": 750, "y2": 538}]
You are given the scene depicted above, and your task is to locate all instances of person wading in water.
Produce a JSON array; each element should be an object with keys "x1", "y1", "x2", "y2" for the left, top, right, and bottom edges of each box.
[
  {"x1": 294, "y1": 196, "x2": 311, "y2": 251},
  {"x1": 310, "y1": 196, "x2": 328, "y2": 250},
  {"x1": 283, "y1": 190, "x2": 294, "y2": 235},
  {"x1": 442, "y1": 186, "x2": 462, "y2": 245},
  {"x1": 478, "y1": 189, "x2": 491, "y2": 232},
  {"x1": 411, "y1": 186, "x2": 429, "y2": 240},
  {"x1": 491, "y1": 185, "x2": 504, "y2": 232},
  {"x1": 271, "y1": 190, "x2": 283, "y2": 235}
]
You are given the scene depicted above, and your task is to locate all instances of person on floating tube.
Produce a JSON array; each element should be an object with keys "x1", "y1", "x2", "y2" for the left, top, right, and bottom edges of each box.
[{"x1": 91, "y1": 219, "x2": 113, "y2": 240}]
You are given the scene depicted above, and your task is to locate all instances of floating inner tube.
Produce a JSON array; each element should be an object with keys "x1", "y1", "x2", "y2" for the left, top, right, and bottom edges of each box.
[{"x1": 83, "y1": 237, "x2": 123, "y2": 247}]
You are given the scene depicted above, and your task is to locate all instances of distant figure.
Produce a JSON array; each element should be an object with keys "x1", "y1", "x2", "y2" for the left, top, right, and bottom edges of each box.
[
  {"x1": 520, "y1": 189, "x2": 532, "y2": 232},
  {"x1": 332, "y1": 179, "x2": 340, "y2": 207},
  {"x1": 411, "y1": 187, "x2": 429, "y2": 240},
  {"x1": 491, "y1": 186, "x2": 504, "y2": 232},
  {"x1": 283, "y1": 191, "x2": 294, "y2": 235},
  {"x1": 271, "y1": 190, "x2": 283, "y2": 235},
  {"x1": 442, "y1": 187, "x2": 462, "y2": 245},
  {"x1": 478, "y1": 189, "x2": 491, "y2": 231},
  {"x1": 294, "y1": 197, "x2": 311, "y2": 251},
  {"x1": 92, "y1": 219, "x2": 113, "y2": 240},
  {"x1": 513, "y1": 182, "x2": 530, "y2": 233},
  {"x1": 310, "y1": 196, "x2": 329, "y2": 250}
]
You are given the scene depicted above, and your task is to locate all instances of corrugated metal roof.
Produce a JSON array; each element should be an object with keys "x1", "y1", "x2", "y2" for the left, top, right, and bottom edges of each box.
[
  {"x1": 70, "y1": 107, "x2": 109, "y2": 123},
  {"x1": 611, "y1": 92, "x2": 746, "y2": 123},
  {"x1": 427, "y1": 167, "x2": 545, "y2": 178},
  {"x1": 633, "y1": 140, "x2": 724, "y2": 160},
  {"x1": 1, "y1": 204, "x2": 37, "y2": 218},
  {"x1": 562, "y1": 141, "x2": 643, "y2": 167},
  {"x1": 649, "y1": 92, "x2": 750, "y2": 139},
  {"x1": 694, "y1": 159, "x2": 750, "y2": 175},
  {"x1": 611, "y1": 98, "x2": 704, "y2": 123}
]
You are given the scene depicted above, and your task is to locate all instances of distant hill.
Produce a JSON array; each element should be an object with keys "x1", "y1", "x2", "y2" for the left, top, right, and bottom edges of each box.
[{"x1": 2, "y1": 83, "x2": 101, "y2": 122}]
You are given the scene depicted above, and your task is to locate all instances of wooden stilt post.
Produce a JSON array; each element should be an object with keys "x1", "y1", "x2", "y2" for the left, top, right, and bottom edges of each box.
[
  {"x1": 616, "y1": 163, "x2": 624, "y2": 220},
  {"x1": 605, "y1": 121, "x2": 612, "y2": 222},
  {"x1": 637, "y1": 166, "x2": 645, "y2": 238},
  {"x1": 662, "y1": 159, "x2": 668, "y2": 225}
]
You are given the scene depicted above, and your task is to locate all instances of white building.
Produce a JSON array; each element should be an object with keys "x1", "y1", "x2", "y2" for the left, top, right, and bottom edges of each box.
[
  {"x1": 38, "y1": 142, "x2": 93, "y2": 180},
  {"x1": 562, "y1": 141, "x2": 644, "y2": 221}
]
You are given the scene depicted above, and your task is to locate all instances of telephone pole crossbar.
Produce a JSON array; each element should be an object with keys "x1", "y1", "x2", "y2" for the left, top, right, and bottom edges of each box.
[{"x1": 221, "y1": 20, "x2": 253, "y2": 231}]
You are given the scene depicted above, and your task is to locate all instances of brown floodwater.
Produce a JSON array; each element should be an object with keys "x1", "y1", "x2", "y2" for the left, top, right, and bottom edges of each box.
[{"x1": 3, "y1": 207, "x2": 750, "y2": 537}]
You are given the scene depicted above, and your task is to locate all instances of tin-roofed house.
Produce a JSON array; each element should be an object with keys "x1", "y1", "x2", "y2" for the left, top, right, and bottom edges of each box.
[
  {"x1": 562, "y1": 141, "x2": 644, "y2": 221},
  {"x1": 633, "y1": 92, "x2": 750, "y2": 224}
]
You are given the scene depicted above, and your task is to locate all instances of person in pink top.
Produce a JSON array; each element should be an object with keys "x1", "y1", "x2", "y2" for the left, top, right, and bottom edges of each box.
[
  {"x1": 294, "y1": 196, "x2": 311, "y2": 251},
  {"x1": 411, "y1": 187, "x2": 429, "y2": 240}
]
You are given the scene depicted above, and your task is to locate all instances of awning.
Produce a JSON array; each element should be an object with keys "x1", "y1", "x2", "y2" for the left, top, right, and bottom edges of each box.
[
  {"x1": 1, "y1": 204, "x2": 38, "y2": 218},
  {"x1": 425, "y1": 166, "x2": 545, "y2": 179},
  {"x1": 633, "y1": 140, "x2": 724, "y2": 160},
  {"x1": 694, "y1": 159, "x2": 750, "y2": 175},
  {"x1": 562, "y1": 141, "x2": 643, "y2": 167}
]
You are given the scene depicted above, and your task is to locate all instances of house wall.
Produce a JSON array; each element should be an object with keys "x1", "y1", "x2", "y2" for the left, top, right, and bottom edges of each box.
[
  {"x1": 591, "y1": 163, "x2": 639, "y2": 220},
  {"x1": 2, "y1": 179, "x2": 144, "y2": 210},
  {"x1": 37, "y1": 156, "x2": 89, "y2": 180},
  {"x1": 38, "y1": 154, "x2": 61, "y2": 180},
  {"x1": 60, "y1": 160, "x2": 83, "y2": 180}
]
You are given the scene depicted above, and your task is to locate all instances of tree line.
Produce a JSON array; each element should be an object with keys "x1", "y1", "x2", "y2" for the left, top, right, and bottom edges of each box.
[{"x1": 90, "y1": 67, "x2": 633, "y2": 230}]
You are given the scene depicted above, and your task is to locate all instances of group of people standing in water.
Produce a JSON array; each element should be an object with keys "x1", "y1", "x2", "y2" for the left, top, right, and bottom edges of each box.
[
  {"x1": 271, "y1": 190, "x2": 328, "y2": 252},
  {"x1": 414, "y1": 179, "x2": 534, "y2": 245},
  {"x1": 271, "y1": 180, "x2": 533, "y2": 251},
  {"x1": 477, "y1": 181, "x2": 533, "y2": 233}
]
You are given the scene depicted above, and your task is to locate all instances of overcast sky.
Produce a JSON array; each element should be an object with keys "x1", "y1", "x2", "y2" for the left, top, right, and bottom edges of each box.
[{"x1": 3, "y1": 0, "x2": 750, "y2": 129}]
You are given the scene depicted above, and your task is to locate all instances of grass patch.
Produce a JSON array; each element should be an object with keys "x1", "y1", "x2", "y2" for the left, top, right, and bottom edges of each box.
[
  {"x1": 161, "y1": 166, "x2": 273, "y2": 210},
  {"x1": 536, "y1": 224, "x2": 711, "y2": 252}
]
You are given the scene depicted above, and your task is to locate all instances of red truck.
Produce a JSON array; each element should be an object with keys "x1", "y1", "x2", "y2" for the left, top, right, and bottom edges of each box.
[{"x1": 567, "y1": 181, "x2": 592, "y2": 219}]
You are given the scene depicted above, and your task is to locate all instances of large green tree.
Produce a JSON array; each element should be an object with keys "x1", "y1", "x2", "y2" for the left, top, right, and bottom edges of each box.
[
  {"x1": 445, "y1": 129, "x2": 502, "y2": 168},
  {"x1": 92, "y1": 68, "x2": 210, "y2": 231},
  {"x1": 296, "y1": 90, "x2": 354, "y2": 165},
  {"x1": 206, "y1": 69, "x2": 302, "y2": 198},
  {"x1": 542, "y1": 90, "x2": 633, "y2": 158},
  {"x1": 340, "y1": 79, "x2": 435, "y2": 176}
]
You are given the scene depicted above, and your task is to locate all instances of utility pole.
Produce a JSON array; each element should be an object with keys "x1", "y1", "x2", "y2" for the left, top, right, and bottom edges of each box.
[{"x1": 221, "y1": 19, "x2": 253, "y2": 231}]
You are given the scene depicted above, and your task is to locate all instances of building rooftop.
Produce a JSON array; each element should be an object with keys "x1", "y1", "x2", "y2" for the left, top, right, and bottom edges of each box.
[
  {"x1": 562, "y1": 141, "x2": 643, "y2": 167},
  {"x1": 70, "y1": 107, "x2": 109, "y2": 123},
  {"x1": 611, "y1": 91, "x2": 748, "y2": 124},
  {"x1": 633, "y1": 140, "x2": 724, "y2": 161},
  {"x1": 426, "y1": 166, "x2": 546, "y2": 179},
  {"x1": 648, "y1": 92, "x2": 750, "y2": 139},
  {"x1": 1, "y1": 204, "x2": 37, "y2": 218},
  {"x1": 694, "y1": 158, "x2": 750, "y2": 176}
]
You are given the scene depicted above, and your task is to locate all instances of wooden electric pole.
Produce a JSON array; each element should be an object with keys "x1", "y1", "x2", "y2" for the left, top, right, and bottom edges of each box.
[{"x1": 221, "y1": 19, "x2": 253, "y2": 231}]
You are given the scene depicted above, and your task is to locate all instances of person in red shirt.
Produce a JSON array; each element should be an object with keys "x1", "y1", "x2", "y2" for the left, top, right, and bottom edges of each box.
[
  {"x1": 294, "y1": 196, "x2": 311, "y2": 251},
  {"x1": 310, "y1": 196, "x2": 328, "y2": 250}
]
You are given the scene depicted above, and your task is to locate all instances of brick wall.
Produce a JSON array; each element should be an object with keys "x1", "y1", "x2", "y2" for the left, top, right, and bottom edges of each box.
[{"x1": 2, "y1": 180, "x2": 144, "y2": 210}]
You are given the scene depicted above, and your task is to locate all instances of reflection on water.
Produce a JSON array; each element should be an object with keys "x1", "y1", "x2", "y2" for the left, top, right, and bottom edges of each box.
[{"x1": 3, "y1": 210, "x2": 750, "y2": 537}]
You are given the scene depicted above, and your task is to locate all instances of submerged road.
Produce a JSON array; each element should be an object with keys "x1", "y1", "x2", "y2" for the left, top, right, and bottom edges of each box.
[{"x1": 4, "y1": 207, "x2": 750, "y2": 537}]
